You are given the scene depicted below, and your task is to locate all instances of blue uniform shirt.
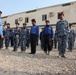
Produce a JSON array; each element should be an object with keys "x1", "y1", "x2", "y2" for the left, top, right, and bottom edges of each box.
[
  {"x1": 0, "y1": 18, "x2": 4, "y2": 36},
  {"x1": 30, "y1": 25, "x2": 39, "y2": 37},
  {"x1": 43, "y1": 25, "x2": 54, "y2": 38}
]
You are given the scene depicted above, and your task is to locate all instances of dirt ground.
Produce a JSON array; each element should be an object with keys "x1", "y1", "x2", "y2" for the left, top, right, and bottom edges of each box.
[{"x1": 0, "y1": 46, "x2": 76, "y2": 75}]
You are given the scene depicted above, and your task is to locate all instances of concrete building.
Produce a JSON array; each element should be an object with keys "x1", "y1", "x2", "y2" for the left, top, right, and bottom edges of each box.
[
  {"x1": 1, "y1": 1, "x2": 76, "y2": 48},
  {"x1": 1, "y1": 1, "x2": 76, "y2": 31}
]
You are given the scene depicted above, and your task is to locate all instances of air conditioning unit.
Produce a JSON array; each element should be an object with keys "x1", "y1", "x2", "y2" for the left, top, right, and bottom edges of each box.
[
  {"x1": 19, "y1": 17, "x2": 23, "y2": 21},
  {"x1": 49, "y1": 12, "x2": 55, "y2": 17}
]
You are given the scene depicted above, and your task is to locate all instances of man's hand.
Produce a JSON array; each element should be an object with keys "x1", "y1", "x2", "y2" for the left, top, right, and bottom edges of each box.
[
  {"x1": 1, "y1": 36, "x2": 4, "y2": 39},
  {"x1": 52, "y1": 38, "x2": 54, "y2": 40}
]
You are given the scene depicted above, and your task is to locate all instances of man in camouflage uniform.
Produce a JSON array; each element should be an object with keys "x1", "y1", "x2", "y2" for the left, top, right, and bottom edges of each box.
[
  {"x1": 5, "y1": 23, "x2": 12, "y2": 49},
  {"x1": 10, "y1": 29, "x2": 14, "y2": 47},
  {"x1": 13, "y1": 23, "x2": 20, "y2": 51},
  {"x1": 20, "y1": 23, "x2": 28, "y2": 53},
  {"x1": 56, "y1": 12, "x2": 69, "y2": 58},
  {"x1": 68, "y1": 25, "x2": 75, "y2": 52},
  {"x1": 40, "y1": 28, "x2": 44, "y2": 50},
  {"x1": 26, "y1": 29, "x2": 30, "y2": 48},
  {"x1": 54, "y1": 31, "x2": 58, "y2": 49}
]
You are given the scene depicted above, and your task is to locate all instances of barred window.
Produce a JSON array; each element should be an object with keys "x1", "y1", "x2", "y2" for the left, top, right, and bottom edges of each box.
[
  {"x1": 25, "y1": 17, "x2": 29, "y2": 23},
  {"x1": 4, "y1": 21, "x2": 7, "y2": 25},
  {"x1": 42, "y1": 14, "x2": 47, "y2": 21},
  {"x1": 15, "y1": 19, "x2": 18, "y2": 24}
]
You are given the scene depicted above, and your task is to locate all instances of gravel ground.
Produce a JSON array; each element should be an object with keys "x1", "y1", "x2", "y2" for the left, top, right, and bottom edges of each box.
[{"x1": 0, "y1": 46, "x2": 76, "y2": 75}]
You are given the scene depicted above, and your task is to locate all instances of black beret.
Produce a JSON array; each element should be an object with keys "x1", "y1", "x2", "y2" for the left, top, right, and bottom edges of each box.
[
  {"x1": 59, "y1": 12, "x2": 64, "y2": 16},
  {"x1": 7, "y1": 23, "x2": 10, "y2": 25},
  {"x1": 42, "y1": 28, "x2": 44, "y2": 29},
  {"x1": 23, "y1": 23, "x2": 27, "y2": 25},
  {"x1": 46, "y1": 20, "x2": 50, "y2": 22},
  {"x1": 69, "y1": 24, "x2": 72, "y2": 27},
  {"x1": 0, "y1": 11, "x2": 2, "y2": 13},
  {"x1": 3, "y1": 24, "x2": 5, "y2": 26},
  {"x1": 16, "y1": 23, "x2": 19, "y2": 25},
  {"x1": 31, "y1": 19, "x2": 36, "y2": 22}
]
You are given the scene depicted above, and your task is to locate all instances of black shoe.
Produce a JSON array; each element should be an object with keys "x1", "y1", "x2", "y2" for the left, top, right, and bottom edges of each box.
[
  {"x1": 29, "y1": 53, "x2": 35, "y2": 54},
  {"x1": 13, "y1": 50, "x2": 17, "y2": 52},
  {"x1": 6, "y1": 47, "x2": 8, "y2": 50},
  {"x1": 70, "y1": 50, "x2": 72, "y2": 52},
  {"x1": 54, "y1": 47, "x2": 56, "y2": 49},
  {"x1": 44, "y1": 51, "x2": 47, "y2": 55},
  {"x1": 21, "y1": 51, "x2": 25, "y2": 53},
  {"x1": 61, "y1": 54, "x2": 66, "y2": 58}
]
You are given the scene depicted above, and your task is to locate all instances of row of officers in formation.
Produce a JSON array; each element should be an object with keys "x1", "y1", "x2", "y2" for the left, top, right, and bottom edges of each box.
[{"x1": 0, "y1": 11, "x2": 76, "y2": 58}]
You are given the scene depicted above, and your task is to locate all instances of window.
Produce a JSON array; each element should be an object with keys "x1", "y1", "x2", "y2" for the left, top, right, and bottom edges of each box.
[
  {"x1": 25, "y1": 17, "x2": 29, "y2": 23},
  {"x1": 58, "y1": 12, "x2": 63, "y2": 19},
  {"x1": 4, "y1": 21, "x2": 7, "y2": 25},
  {"x1": 15, "y1": 19, "x2": 18, "y2": 24},
  {"x1": 62, "y1": 3, "x2": 71, "y2": 7},
  {"x1": 42, "y1": 14, "x2": 47, "y2": 21}
]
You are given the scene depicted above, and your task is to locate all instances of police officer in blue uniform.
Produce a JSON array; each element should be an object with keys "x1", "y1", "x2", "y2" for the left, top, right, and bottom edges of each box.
[
  {"x1": 68, "y1": 25, "x2": 75, "y2": 52},
  {"x1": 20, "y1": 23, "x2": 29, "y2": 53},
  {"x1": 30, "y1": 19, "x2": 39, "y2": 54},
  {"x1": 56, "y1": 12, "x2": 69, "y2": 58},
  {"x1": 13, "y1": 23, "x2": 20, "y2": 51},
  {"x1": 5, "y1": 23, "x2": 12, "y2": 49},
  {"x1": 43, "y1": 20, "x2": 54, "y2": 55}
]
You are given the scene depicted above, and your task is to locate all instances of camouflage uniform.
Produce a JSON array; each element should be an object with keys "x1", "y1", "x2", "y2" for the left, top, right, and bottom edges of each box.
[
  {"x1": 68, "y1": 29, "x2": 75, "y2": 51},
  {"x1": 56, "y1": 20, "x2": 69, "y2": 55},
  {"x1": 20, "y1": 27, "x2": 28, "y2": 51},
  {"x1": 26, "y1": 29, "x2": 30, "y2": 48},
  {"x1": 13, "y1": 27, "x2": 20, "y2": 51},
  {"x1": 54, "y1": 32, "x2": 58, "y2": 49},
  {"x1": 5, "y1": 27, "x2": 12, "y2": 48},
  {"x1": 40, "y1": 31, "x2": 44, "y2": 50}
]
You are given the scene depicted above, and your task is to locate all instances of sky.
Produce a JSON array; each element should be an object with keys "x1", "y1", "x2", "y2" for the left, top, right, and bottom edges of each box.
[{"x1": 0, "y1": 0, "x2": 76, "y2": 16}]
